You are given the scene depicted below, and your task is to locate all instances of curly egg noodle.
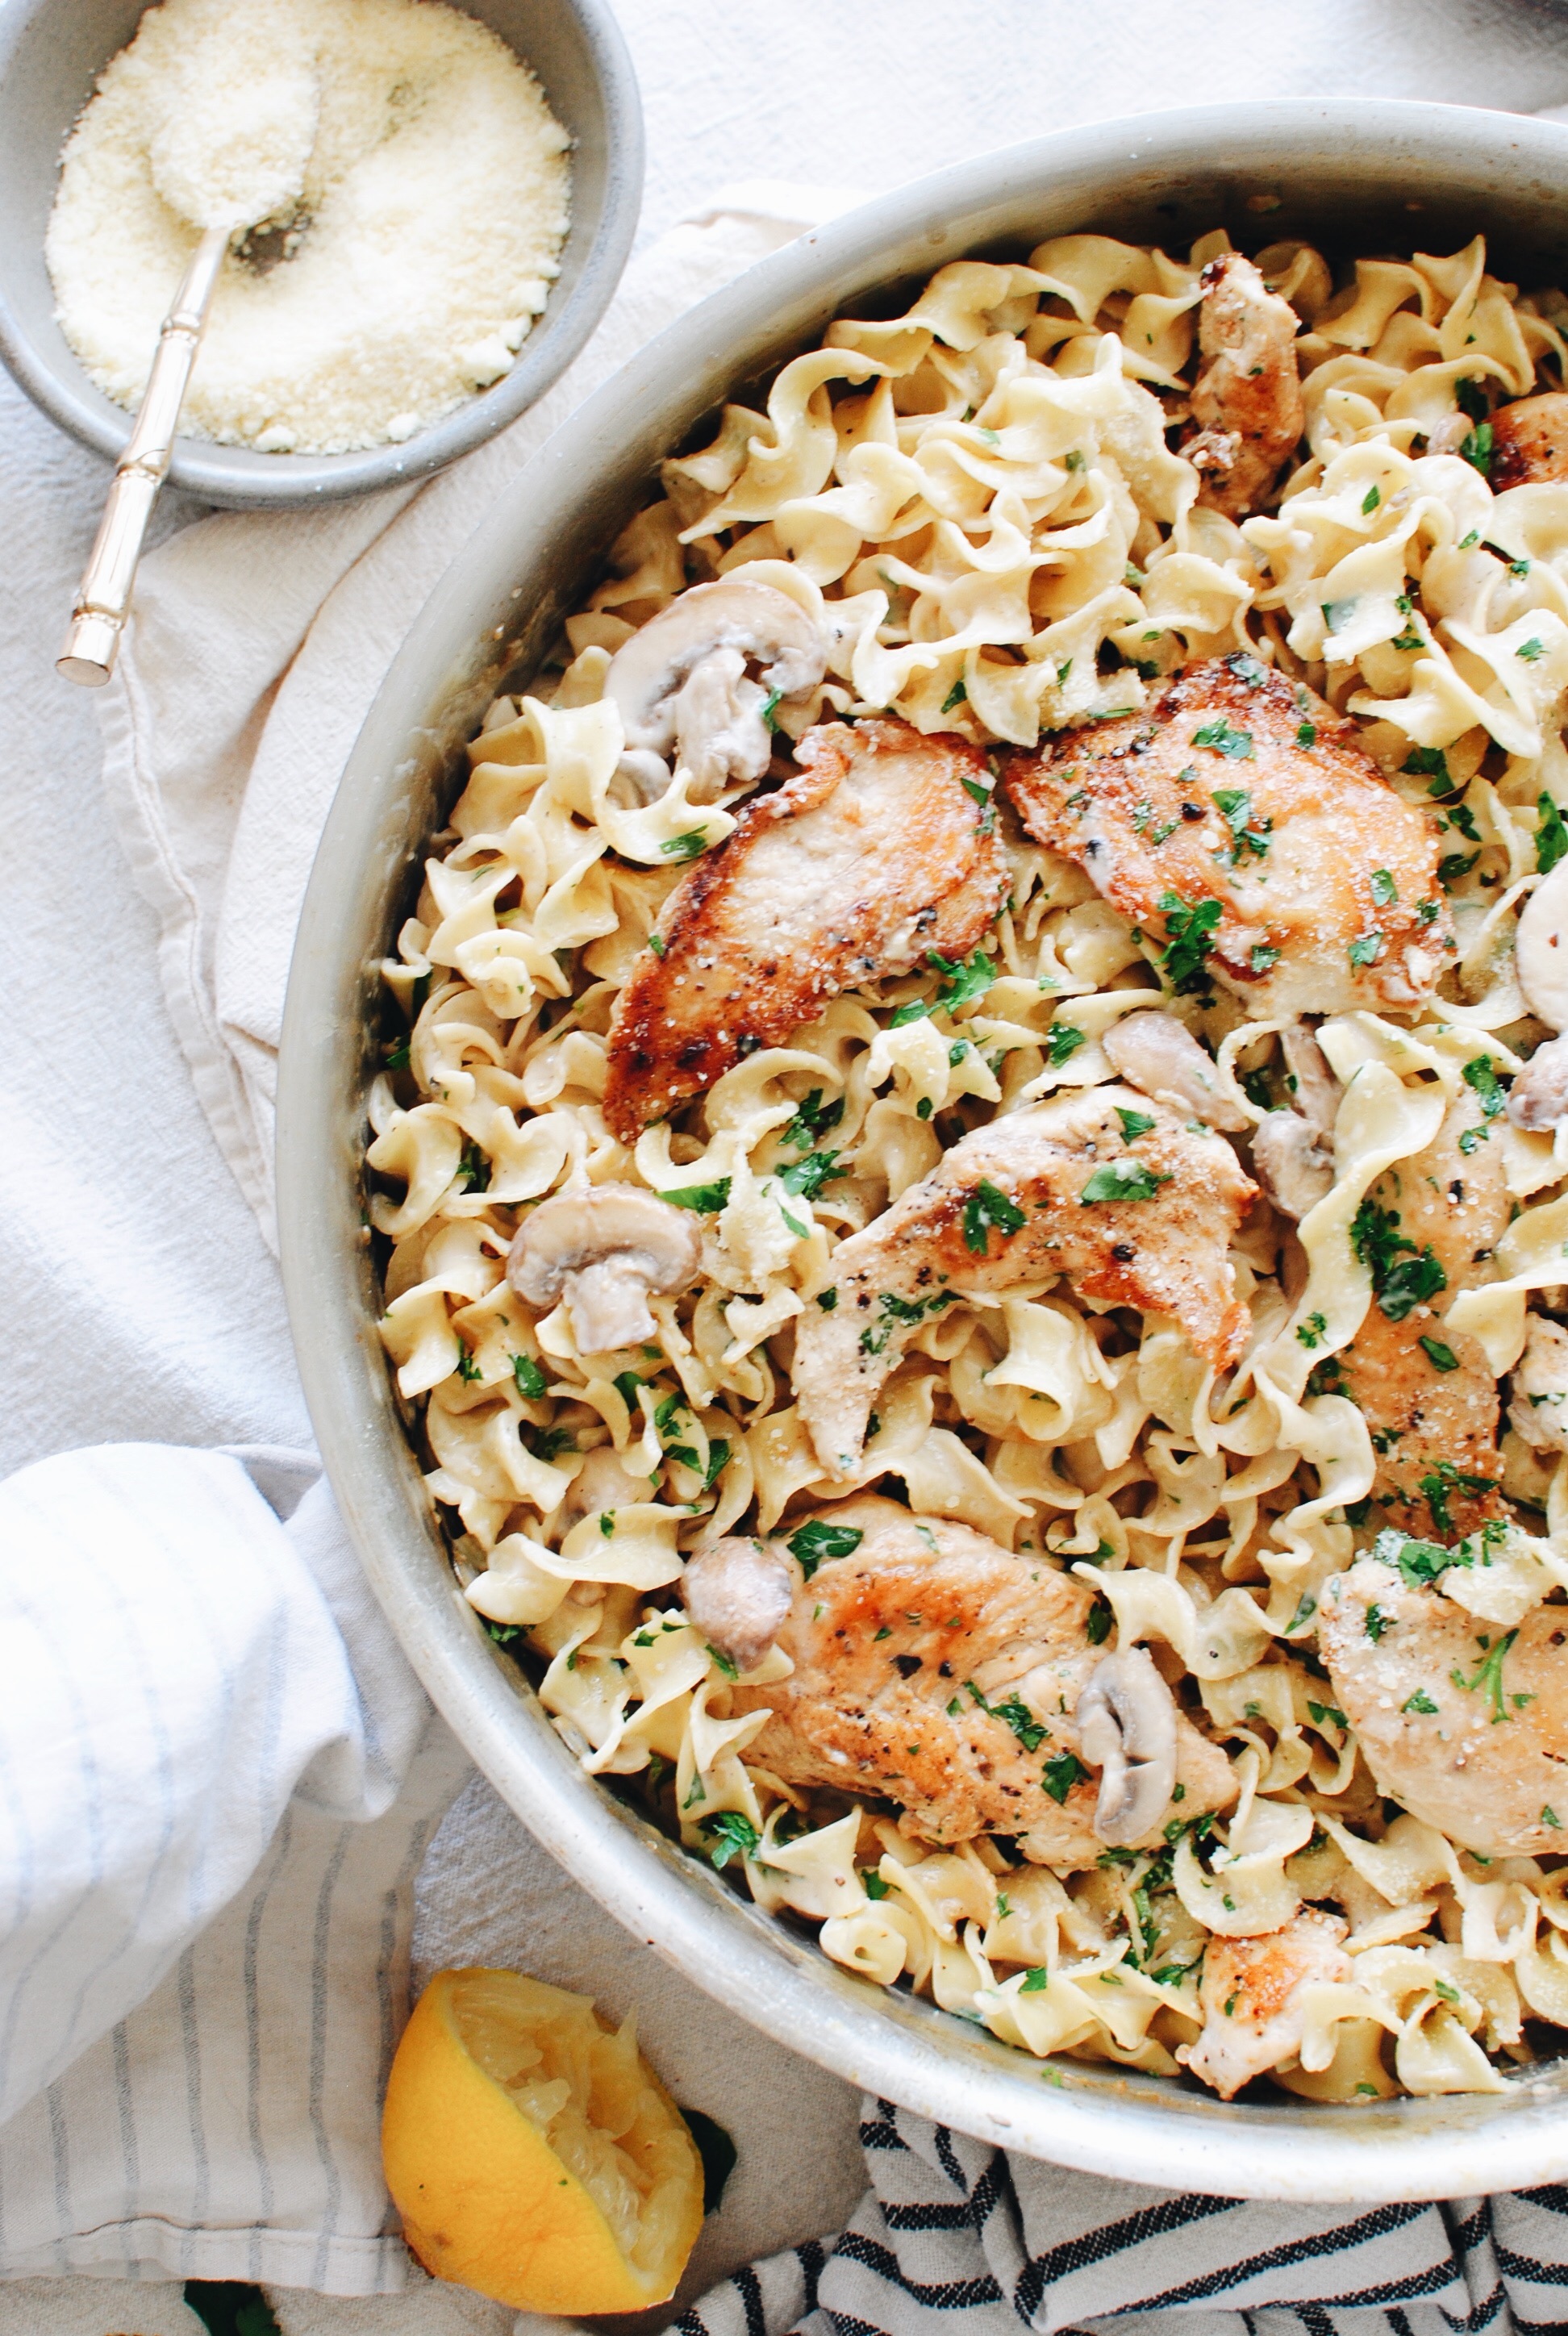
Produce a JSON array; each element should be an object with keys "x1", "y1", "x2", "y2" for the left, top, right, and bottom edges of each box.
[{"x1": 370, "y1": 227, "x2": 1568, "y2": 2103}]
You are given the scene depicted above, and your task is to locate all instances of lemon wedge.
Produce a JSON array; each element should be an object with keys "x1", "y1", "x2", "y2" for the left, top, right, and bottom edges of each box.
[{"x1": 382, "y1": 1968, "x2": 706, "y2": 2313}]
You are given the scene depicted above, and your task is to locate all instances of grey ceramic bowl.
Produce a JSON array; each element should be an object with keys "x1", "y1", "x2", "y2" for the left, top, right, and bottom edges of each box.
[
  {"x1": 280, "y1": 98, "x2": 1568, "y2": 2198},
  {"x1": 0, "y1": 0, "x2": 642, "y2": 507}
]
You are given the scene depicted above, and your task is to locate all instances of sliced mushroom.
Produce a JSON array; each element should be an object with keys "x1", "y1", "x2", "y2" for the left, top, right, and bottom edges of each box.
[
  {"x1": 1508, "y1": 1032, "x2": 1568, "y2": 1133},
  {"x1": 1279, "y1": 1020, "x2": 1340, "y2": 1140},
  {"x1": 604, "y1": 578, "x2": 830, "y2": 800},
  {"x1": 1100, "y1": 1010, "x2": 1249, "y2": 1131},
  {"x1": 507, "y1": 1183, "x2": 702, "y2": 1354},
  {"x1": 1250, "y1": 1020, "x2": 1340, "y2": 1219},
  {"x1": 1074, "y1": 1646, "x2": 1178, "y2": 1847},
  {"x1": 1252, "y1": 1112, "x2": 1332, "y2": 1220},
  {"x1": 682, "y1": 1535, "x2": 796, "y2": 1673},
  {"x1": 1517, "y1": 857, "x2": 1568, "y2": 1032},
  {"x1": 1508, "y1": 1316, "x2": 1568, "y2": 1454}
]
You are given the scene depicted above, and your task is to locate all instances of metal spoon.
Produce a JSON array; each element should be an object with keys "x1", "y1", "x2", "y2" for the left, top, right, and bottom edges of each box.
[{"x1": 58, "y1": 6, "x2": 317, "y2": 687}]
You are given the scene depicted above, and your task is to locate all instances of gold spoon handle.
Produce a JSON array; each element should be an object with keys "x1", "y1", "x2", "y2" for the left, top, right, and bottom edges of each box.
[{"x1": 57, "y1": 221, "x2": 230, "y2": 688}]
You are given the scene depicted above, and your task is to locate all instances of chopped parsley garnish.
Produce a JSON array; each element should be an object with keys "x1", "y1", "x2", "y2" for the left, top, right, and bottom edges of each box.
[
  {"x1": 778, "y1": 1148, "x2": 844, "y2": 1200},
  {"x1": 511, "y1": 1353, "x2": 548, "y2": 1399},
  {"x1": 889, "y1": 997, "x2": 931, "y2": 1028},
  {"x1": 661, "y1": 829, "x2": 710, "y2": 861},
  {"x1": 787, "y1": 1519, "x2": 863, "y2": 1579},
  {"x1": 707, "y1": 1644, "x2": 738, "y2": 1679},
  {"x1": 699, "y1": 1812, "x2": 761, "y2": 1870},
  {"x1": 1080, "y1": 1159, "x2": 1170, "y2": 1203},
  {"x1": 1047, "y1": 1021, "x2": 1088, "y2": 1066},
  {"x1": 1462, "y1": 1054, "x2": 1508, "y2": 1120},
  {"x1": 1211, "y1": 786, "x2": 1271, "y2": 864},
  {"x1": 1296, "y1": 720, "x2": 1317, "y2": 749},
  {"x1": 1115, "y1": 1107, "x2": 1156, "y2": 1140},
  {"x1": 942, "y1": 679, "x2": 969, "y2": 713},
  {"x1": 1438, "y1": 850, "x2": 1480, "y2": 889},
  {"x1": 1086, "y1": 1595, "x2": 1112, "y2": 1645},
  {"x1": 1157, "y1": 891, "x2": 1223, "y2": 991},
  {"x1": 1365, "y1": 1603, "x2": 1391, "y2": 1641},
  {"x1": 1191, "y1": 717, "x2": 1254, "y2": 760},
  {"x1": 1374, "y1": 1527, "x2": 1466, "y2": 1590},
  {"x1": 648, "y1": 932, "x2": 667, "y2": 957},
  {"x1": 1460, "y1": 419, "x2": 1493, "y2": 478},
  {"x1": 661, "y1": 1177, "x2": 732, "y2": 1212},
  {"x1": 703, "y1": 1441, "x2": 732, "y2": 1487},
  {"x1": 1452, "y1": 1627, "x2": 1519, "y2": 1724},
  {"x1": 1307, "y1": 1699, "x2": 1349, "y2": 1729},
  {"x1": 1041, "y1": 1750, "x2": 1087, "y2": 1804},
  {"x1": 816, "y1": 1287, "x2": 838, "y2": 1310},
  {"x1": 1021, "y1": 1967, "x2": 1049, "y2": 1992},
  {"x1": 1419, "y1": 1335, "x2": 1460, "y2": 1372},
  {"x1": 1348, "y1": 930, "x2": 1384, "y2": 967},
  {"x1": 1518, "y1": 636, "x2": 1547, "y2": 663},
  {"x1": 455, "y1": 1340, "x2": 481, "y2": 1384},
  {"x1": 1371, "y1": 868, "x2": 1398, "y2": 907},
  {"x1": 457, "y1": 1141, "x2": 490, "y2": 1193},
  {"x1": 1420, "y1": 1460, "x2": 1495, "y2": 1535},
  {"x1": 760, "y1": 687, "x2": 783, "y2": 731},
  {"x1": 1350, "y1": 1195, "x2": 1447, "y2": 1321},
  {"x1": 1296, "y1": 1311, "x2": 1328, "y2": 1350},
  {"x1": 781, "y1": 1088, "x2": 844, "y2": 1151},
  {"x1": 1403, "y1": 745, "x2": 1451, "y2": 792},
  {"x1": 1539, "y1": 792, "x2": 1568, "y2": 876},
  {"x1": 931, "y1": 947, "x2": 995, "y2": 1012},
  {"x1": 964, "y1": 1178, "x2": 1027, "y2": 1253},
  {"x1": 1251, "y1": 942, "x2": 1281, "y2": 973},
  {"x1": 1404, "y1": 1689, "x2": 1439, "y2": 1715}
]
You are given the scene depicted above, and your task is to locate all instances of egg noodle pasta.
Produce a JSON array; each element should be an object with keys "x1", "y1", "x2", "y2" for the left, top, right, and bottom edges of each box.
[{"x1": 369, "y1": 226, "x2": 1568, "y2": 2103}]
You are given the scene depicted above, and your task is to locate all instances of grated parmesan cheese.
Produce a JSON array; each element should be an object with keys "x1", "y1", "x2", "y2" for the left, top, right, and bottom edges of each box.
[{"x1": 46, "y1": 0, "x2": 572, "y2": 456}]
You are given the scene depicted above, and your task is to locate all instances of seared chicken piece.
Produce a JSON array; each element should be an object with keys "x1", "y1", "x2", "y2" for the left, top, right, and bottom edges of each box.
[
  {"x1": 1320, "y1": 1556, "x2": 1568, "y2": 1858},
  {"x1": 792, "y1": 1086, "x2": 1256, "y2": 1473},
  {"x1": 1002, "y1": 656, "x2": 1454, "y2": 1019},
  {"x1": 1509, "y1": 1316, "x2": 1568, "y2": 1455},
  {"x1": 1335, "y1": 1094, "x2": 1509, "y2": 1539},
  {"x1": 1491, "y1": 392, "x2": 1568, "y2": 491},
  {"x1": 730, "y1": 1498, "x2": 1235, "y2": 1864},
  {"x1": 603, "y1": 718, "x2": 1007, "y2": 1143},
  {"x1": 1180, "y1": 1912, "x2": 1352, "y2": 2100},
  {"x1": 1183, "y1": 252, "x2": 1306, "y2": 518}
]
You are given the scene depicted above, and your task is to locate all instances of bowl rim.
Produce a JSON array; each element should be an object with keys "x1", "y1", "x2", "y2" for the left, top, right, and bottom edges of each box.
[
  {"x1": 278, "y1": 94, "x2": 1568, "y2": 2198},
  {"x1": 0, "y1": 0, "x2": 644, "y2": 508}
]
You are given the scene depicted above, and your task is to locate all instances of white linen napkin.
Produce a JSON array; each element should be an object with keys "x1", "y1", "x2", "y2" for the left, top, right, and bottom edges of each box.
[
  {"x1": 95, "y1": 184, "x2": 866, "y2": 1249},
  {"x1": 0, "y1": 1441, "x2": 468, "y2": 2291}
]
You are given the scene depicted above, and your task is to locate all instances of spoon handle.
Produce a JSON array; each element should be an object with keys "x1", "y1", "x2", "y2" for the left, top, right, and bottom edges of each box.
[{"x1": 57, "y1": 221, "x2": 230, "y2": 688}]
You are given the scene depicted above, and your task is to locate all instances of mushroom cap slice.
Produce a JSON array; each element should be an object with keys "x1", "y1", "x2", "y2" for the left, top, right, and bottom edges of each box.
[
  {"x1": 1074, "y1": 1647, "x2": 1178, "y2": 1847},
  {"x1": 1516, "y1": 858, "x2": 1568, "y2": 1032},
  {"x1": 1101, "y1": 1009, "x2": 1249, "y2": 1130},
  {"x1": 507, "y1": 1183, "x2": 703, "y2": 1355},
  {"x1": 1251, "y1": 1110, "x2": 1332, "y2": 1220},
  {"x1": 682, "y1": 1537, "x2": 796, "y2": 1674},
  {"x1": 604, "y1": 577, "x2": 829, "y2": 795},
  {"x1": 1508, "y1": 1032, "x2": 1568, "y2": 1132}
]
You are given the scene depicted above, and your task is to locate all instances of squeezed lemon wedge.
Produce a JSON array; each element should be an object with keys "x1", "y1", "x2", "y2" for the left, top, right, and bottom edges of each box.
[{"x1": 382, "y1": 1968, "x2": 706, "y2": 2313}]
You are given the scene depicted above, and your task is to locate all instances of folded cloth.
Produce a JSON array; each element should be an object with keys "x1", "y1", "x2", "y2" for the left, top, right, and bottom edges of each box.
[
  {"x1": 682, "y1": 2098, "x2": 1568, "y2": 2336},
  {"x1": 0, "y1": 1443, "x2": 468, "y2": 2290},
  {"x1": 95, "y1": 184, "x2": 865, "y2": 1250}
]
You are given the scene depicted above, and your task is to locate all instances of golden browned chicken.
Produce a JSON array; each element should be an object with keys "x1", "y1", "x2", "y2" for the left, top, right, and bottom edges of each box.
[
  {"x1": 602, "y1": 718, "x2": 1007, "y2": 1143},
  {"x1": 1333, "y1": 1092, "x2": 1510, "y2": 1540},
  {"x1": 1003, "y1": 657, "x2": 1453, "y2": 1018},
  {"x1": 790, "y1": 1086, "x2": 1257, "y2": 1474},
  {"x1": 1183, "y1": 252, "x2": 1306, "y2": 517},
  {"x1": 1491, "y1": 392, "x2": 1568, "y2": 490},
  {"x1": 728, "y1": 1498, "x2": 1235, "y2": 1865},
  {"x1": 1320, "y1": 1554, "x2": 1568, "y2": 1858},
  {"x1": 1180, "y1": 1912, "x2": 1352, "y2": 2100}
]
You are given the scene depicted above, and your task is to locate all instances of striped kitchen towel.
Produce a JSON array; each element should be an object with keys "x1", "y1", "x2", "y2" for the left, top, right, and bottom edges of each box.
[
  {"x1": 0, "y1": 1441, "x2": 469, "y2": 2292},
  {"x1": 677, "y1": 2098, "x2": 1568, "y2": 2336}
]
